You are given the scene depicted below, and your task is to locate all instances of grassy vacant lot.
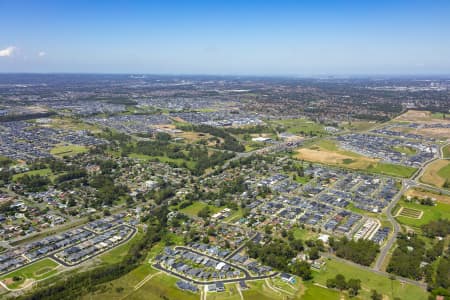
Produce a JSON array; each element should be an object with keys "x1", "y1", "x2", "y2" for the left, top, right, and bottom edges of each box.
[
  {"x1": 313, "y1": 258, "x2": 427, "y2": 300},
  {"x1": 129, "y1": 153, "x2": 196, "y2": 169},
  {"x1": 301, "y1": 283, "x2": 342, "y2": 300},
  {"x1": 223, "y1": 208, "x2": 244, "y2": 223},
  {"x1": 48, "y1": 117, "x2": 102, "y2": 133},
  {"x1": 420, "y1": 159, "x2": 450, "y2": 188},
  {"x1": 179, "y1": 201, "x2": 223, "y2": 217},
  {"x1": 0, "y1": 258, "x2": 60, "y2": 289},
  {"x1": 99, "y1": 230, "x2": 143, "y2": 264},
  {"x1": 269, "y1": 118, "x2": 326, "y2": 136},
  {"x1": 393, "y1": 110, "x2": 450, "y2": 139},
  {"x1": 12, "y1": 168, "x2": 53, "y2": 181},
  {"x1": 206, "y1": 283, "x2": 242, "y2": 300},
  {"x1": 243, "y1": 280, "x2": 294, "y2": 300},
  {"x1": 443, "y1": 145, "x2": 450, "y2": 158},
  {"x1": 127, "y1": 273, "x2": 199, "y2": 300},
  {"x1": 395, "y1": 199, "x2": 450, "y2": 228},
  {"x1": 292, "y1": 227, "x2": 318, "y2": 241},
  {"x1": 393, "y1": 145, "x2": 417, "y2": 156},
  {"x1": 0, "y1": 155, "x2": 13, "y2": 166},
  {"x1": 82, "y1": 264, "x2": 165, "y2": 300},
  {"x1": 394, "y1": 110, "x2": 444, "y2": 122},
  {"x1": 340, "y1": 120, "x2": 378, "y2": 132},
  {"x1": 51, "y1": 144, "x2": 88, "y2": 157},
  {"x1": 295, "y1": 139, "x2": 416, "y2": 178}
]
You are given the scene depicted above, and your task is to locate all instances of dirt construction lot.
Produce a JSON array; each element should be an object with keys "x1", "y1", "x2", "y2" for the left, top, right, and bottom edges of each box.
[{"x1": 420, "y1": 159, "x2": 450, "y2": 188}]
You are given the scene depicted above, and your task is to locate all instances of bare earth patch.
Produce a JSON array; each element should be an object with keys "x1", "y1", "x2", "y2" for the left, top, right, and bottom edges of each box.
[
  {"x1": 394, "y1": 110, "x2": 434, "y2": 122},
  {"x1": 414, "y1": 128, "x2": 450, "y2": 139},
  {"x1": 295, "y1": 148, "x2": 378, "y2": 170},
  {"x1": 405, "y1": 188, "x2": 450, "y2": 205}
]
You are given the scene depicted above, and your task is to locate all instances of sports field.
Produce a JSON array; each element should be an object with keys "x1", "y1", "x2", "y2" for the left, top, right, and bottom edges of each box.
[{"x1": 0, "y1": 258, "x2": 60, "y2": 290}]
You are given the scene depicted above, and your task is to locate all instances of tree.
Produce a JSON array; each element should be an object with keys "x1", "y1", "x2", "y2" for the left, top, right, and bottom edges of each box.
[
  {"x1": 335, "y1": 274, "x2": 347, "y2": 290},
  {"x1": 308, "y1": 247, "x2": 320, "y2": 260},
  {"x1": 289, "y1": 239, "x2": 304, "y2": 251},
  {"x1": 326, "y1": 278, "x2": 337, "y2": 289},
  {"x1": 197, "y1": 206, "x2": 211, "y2": 219},
  {"x1": 290, "y1": 261, "x2": 312, "y2": 280},
  {"x1": 371, "y1": 290, "x2": 383, "y2": 300},
  {"x1": 347, "y1": 278, "x2": 361, "y2": 297}
]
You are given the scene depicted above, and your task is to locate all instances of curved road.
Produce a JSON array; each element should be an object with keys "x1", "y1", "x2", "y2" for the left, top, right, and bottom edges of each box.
[{"x1": 153, "y1": 246, "x2": 278, "y2": 285}]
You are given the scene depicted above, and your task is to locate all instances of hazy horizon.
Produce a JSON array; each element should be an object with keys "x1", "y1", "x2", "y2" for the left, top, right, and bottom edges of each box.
[{"x1": 1, "y1": 0, "x2": 450, "y2": 75}]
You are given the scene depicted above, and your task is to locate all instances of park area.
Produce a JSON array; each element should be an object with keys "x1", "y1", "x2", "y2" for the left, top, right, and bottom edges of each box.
[
  {"x1": 0, "y1": 258, "x2": 60, "y2": 290},
  {"x1": 50, "y1": 144, "x2": 88, "y2": 158},
  {"x1": 395, "y1": 190, "x2": 450, "y2": 228}
]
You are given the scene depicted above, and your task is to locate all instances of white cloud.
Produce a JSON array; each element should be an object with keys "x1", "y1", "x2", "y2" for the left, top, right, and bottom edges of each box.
[
  {"x1": 0, "y1": 46, "x2": 16, "y2": 57},
  {"x1": 38, "y1": 51, "x2": 46, "y2": 57}
]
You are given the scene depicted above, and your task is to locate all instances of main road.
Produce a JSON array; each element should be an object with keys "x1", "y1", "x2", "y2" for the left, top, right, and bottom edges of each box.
[
  {"x1": 375, "y1": 142, "x2": 449, "y2": 271},
  {"x1": 373, "y1": 181, "x2": 407, "y2": 271}
]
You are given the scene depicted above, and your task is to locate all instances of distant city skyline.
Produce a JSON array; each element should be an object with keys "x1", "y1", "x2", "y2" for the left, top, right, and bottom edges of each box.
[{"x1": 1, "y1": 0, "x2": 450, "y2": 75}]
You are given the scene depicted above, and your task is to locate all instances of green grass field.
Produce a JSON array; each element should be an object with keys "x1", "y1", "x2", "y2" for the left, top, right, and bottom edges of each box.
[
  {"x1": 12, "y1": 168, "x2": 53, "y2": 181},
  {"x1": 269, "y1": 118, "x2": 326, "y2": 136},
  {"x1": 366, "y1": 163, "x2": 416, "y2": 178},
  {"x1": 129, "y1": 153, "x2": 196, "y2": 169},
  {"x1": 51, "y1": 144, "x2": 88, "y2": 157},
  {"x1": 128, "y1": 273, "x2": 199, "y2": 300},
  {"x1": 313, "y1": 258, "x2": 427, "y2": 300},
  {"x1": 242, "y1": 280, "x2": 287, "y2": 300},
  {"x1": 296, "y1": 139, "x2": 417, "y2": 178},
  {"x1": 395, "y1": 199, "x2": 450, "y2": 228},
  {"x1": 206, "y1": 284, "x2": 242, "y2": 300},
  {"x1": 438, "y1": 162, "x2": 450, "y2": 179},
  {"x1": 393, "y1": 146, "x2": 417, "y2": 156},
  {"x1": 301, "y1": 283, "x2": 342, "y2": 300},
  {"x1": 443, "y1": 145, "x2": 450, "y2": 158},
  {"x1": 292, "y1": 227, "x2": 318, "y2": 240},
  {"x1": 99, "y1": 230, "x2": 143, "y2": 264},
  {"x1": 0, "y1": 258, "x2": 60, "y2": 289},
  {"x1": 223, "y1": 208, "x2": 244, "y2": 223},
  {"x1": 179, "y1": 201, "x2": 223, "y2": 217},
  {"x1": 339, "y1": 121, "x2": 377, "y2": 132}
]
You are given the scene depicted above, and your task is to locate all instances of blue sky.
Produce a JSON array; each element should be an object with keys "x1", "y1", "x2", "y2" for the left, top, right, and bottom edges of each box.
[{"x1": 0, "y1": 0, "x2": 449, "y2": 75}]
